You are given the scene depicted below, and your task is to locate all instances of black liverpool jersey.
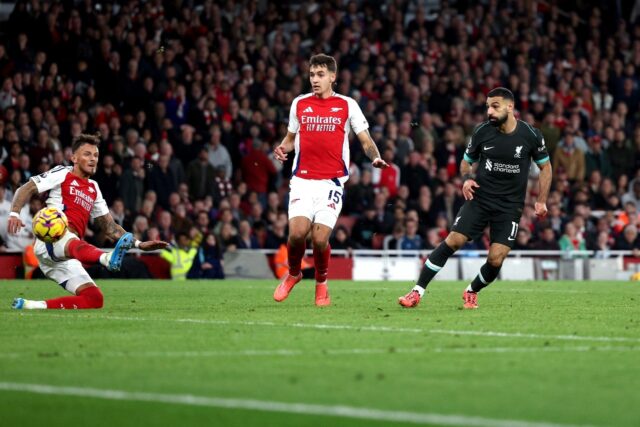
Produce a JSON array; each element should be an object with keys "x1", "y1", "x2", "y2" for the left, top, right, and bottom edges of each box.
[{"x1": 463, "y1": 120, "x2": 550, "y2": 208}]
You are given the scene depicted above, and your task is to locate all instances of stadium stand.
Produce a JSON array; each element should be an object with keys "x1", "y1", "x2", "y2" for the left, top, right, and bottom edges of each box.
[{"x1": 0, "y1": 1, "x2": 640, "y2": 278}]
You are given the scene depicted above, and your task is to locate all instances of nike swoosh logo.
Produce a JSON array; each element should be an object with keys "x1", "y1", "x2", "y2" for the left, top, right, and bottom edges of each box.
[{"x1": 483, "y1": 146, "x2": 494, "y2": 151}]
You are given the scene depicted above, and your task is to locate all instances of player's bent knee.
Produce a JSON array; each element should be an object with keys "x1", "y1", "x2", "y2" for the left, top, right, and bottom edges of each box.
[
  {"x1": 445, "y1": 232, "x2": 467, "y2": 250},
  {"x1": 288, "y1": 231, "x2": 307, "y2": 243},
  {"x1": 80, "y1": 286, "x2": 104, "y2": 309},
  {"x1": 312, "y1": 236, "x2": 329, "y2": 250},
  {"x1": 487, "y1": 254, "x2": 505, "y2": 268}
]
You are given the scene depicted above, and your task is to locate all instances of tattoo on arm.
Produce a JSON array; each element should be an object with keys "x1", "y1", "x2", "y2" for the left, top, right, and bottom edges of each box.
[
  {"x1": 11, "y1": 181, "x2": 38, "y2": 214},
  {"x1": 94, "y1": 214, "x2": 126, "y2": 242},
  {"x1": 360, "y1": 130, "x2": 381, "y2": 161}
]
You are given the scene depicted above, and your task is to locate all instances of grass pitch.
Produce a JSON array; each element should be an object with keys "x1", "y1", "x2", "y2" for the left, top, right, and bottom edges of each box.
[{"x1": 0, "y1": 279, "x2": 638, "y2": 427}]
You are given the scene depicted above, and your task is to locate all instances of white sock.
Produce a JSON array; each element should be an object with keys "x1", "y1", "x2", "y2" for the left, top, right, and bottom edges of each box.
[
  {"x1": 24, "y1": 299, "x2": 47, "y2": 310},
  {"x1": 99, "y1": 253, "x2": 110, "y2": 267},
  {"x1": 412, "y1": 285, "x2": 425, "y2": 297},
  {"x1": 465, "y1": 284, "x2": 474, "y2": 292}
]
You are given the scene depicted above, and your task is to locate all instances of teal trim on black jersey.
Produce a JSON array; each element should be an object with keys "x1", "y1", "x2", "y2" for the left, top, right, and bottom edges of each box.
[
  {"x1": 463, "y1": 153, "x2": 477, "y2": 163},
  {"x1": 520, "y1": 120, "x2": 538, "y2": 137},
  {"x1": 534, "y1": 156, "x2": 550, "y2": 165}
]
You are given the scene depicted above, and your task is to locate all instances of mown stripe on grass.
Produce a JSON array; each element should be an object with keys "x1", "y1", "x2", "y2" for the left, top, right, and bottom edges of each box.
[
  {"x1": 0, "y1": 382, "x2": 596, "y2": 427},
  {"x1": 22, "y1": 313, "x2": 640, "y2": 344},
  {"x1": 0, "y1": 345, "x2": 639, "y2": 360}
]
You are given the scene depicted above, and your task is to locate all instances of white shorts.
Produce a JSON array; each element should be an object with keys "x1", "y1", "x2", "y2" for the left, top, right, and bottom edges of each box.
[
  {"x1": 33, "y1": 230, "x2": 95, "y2": 294},
  {"x1": 288, "y1": 176, "x2": 345, "y2": 229}
]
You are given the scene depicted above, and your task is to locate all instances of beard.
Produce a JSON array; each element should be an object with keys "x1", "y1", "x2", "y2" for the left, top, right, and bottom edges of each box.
[{"x1": 489, "y1": 113, "x2": 508, "y2": 127}]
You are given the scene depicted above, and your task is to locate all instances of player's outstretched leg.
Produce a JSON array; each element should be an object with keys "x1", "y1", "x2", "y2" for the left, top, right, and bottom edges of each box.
[
  {"x1": 399, "y1": 240, "x2": 457, "y2": 308},
  {"x1": 66, "y1": 238, "x2": 106, "y2": 264},
  {"x1": 65, "y1": 233, "x2": 134, "y2": 272},
  {"x1": 12, "y1": 285, "x2": 104, "y2": 310},
  {"x1": 103, "y1": 232, "x2": 135, "y2": 272}
]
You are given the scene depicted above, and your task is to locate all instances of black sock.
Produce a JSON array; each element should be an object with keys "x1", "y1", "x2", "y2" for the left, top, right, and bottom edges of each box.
[
  {"x1": 470, "y1": 262, "x2": 501, "y2": 292},
  {"x1": 416, "y1": 242, "x2": 455, "y2": 289}
]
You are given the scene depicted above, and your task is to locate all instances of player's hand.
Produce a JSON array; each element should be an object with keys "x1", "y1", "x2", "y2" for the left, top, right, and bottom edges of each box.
[
  {"x1": 534, "y1": 202, "x2": 548, "y2": 218},
  {"x1": 372, "y1": 157, "x2": 389, "y2": 169},
  {"x1": 138, "y1": 240, "x2": 170, "y2": 251},
  {"x1": 462, "y1": 179, "x2": 479, "y2": 200},
  {"x1": 7, "y1": 215, "x2": 24, "y2": 235},
  {"x1": 273, "y1": 145, "x2": 288, "y2": 162}
]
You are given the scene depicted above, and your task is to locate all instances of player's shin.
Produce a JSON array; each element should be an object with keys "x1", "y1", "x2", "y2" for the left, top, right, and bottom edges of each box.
[
  {"x1": 313, "y1": 243, "x2": 331, "y2": 284},
  {"x1": 287, "y1": 239, "x2": 306, "y2": 276},
  {"x1": 45, "y1": 286, "x2": 104, "y2": 309},
  {"x1": 414, "y1": 242, "x2": 455, "y2": 295},
  {"x1": 66, "y1": 239, "x2": 105, "y2": 264},
  {"x1": 468, "y1": 262, "x2": 501, "y2": 292}
]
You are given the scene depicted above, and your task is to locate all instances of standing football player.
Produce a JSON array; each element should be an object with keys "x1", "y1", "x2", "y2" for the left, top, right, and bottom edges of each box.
[
  {"x1": 399, "y1": 87, "x2": 552, "y2": 309},
  {"x1": 8, "y1": 134, "x2": 169, "y2": 309},
  {"x1": 273, "y1": 53, "x2": 388, "y2": 306}
]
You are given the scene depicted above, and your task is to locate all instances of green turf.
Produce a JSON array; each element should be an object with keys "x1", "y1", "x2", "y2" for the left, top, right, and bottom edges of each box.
[{"x1": 0, "y1": 279, "x2": 638, "y2": 427}]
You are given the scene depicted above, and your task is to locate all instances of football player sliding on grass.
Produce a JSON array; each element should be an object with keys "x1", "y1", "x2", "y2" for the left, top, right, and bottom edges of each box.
[{"x1": 8, "y1": 134, "x2": 168, "y2": 310}]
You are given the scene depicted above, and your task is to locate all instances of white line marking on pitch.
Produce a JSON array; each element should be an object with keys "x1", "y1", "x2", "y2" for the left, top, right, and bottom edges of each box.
[
  {"x1": 17, "y1": 313, "x2": 640, "y2": 343},
  {"x1": 0, "y1": 382, "x2": 597, "y2": 427},
  {"x1": 0, "y1": 345, "x2": 638, "y2": 360}
]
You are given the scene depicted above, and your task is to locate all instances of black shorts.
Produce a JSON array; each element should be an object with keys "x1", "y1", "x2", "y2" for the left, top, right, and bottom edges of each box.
[{"x1": 450, "y1": 198, "x2": 522, "y2": 248}]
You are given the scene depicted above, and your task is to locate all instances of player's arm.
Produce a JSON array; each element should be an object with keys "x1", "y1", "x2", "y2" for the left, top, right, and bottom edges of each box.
[
  {"x1": 94, "y1": 213, "x2": 127, "y2": 242},
  {"x1": 273, "y1": 132, "x2": 296, "y2": 162},
  {"x1": 276, "y1": 95, "x2": 302, "y2": 163},
  {"x1": 461, "y1": 125, "x2": 483, "y2": 200},
  {"x1": 532, "y1": 129, "x2": 552, "y2": 217},
  {"x1": 356, "y1": 130, "x2": 388, "y2": 169},
  {"x1": 460, "y1": 159, "x2": 480, "y2": 200},
  {"x1": 7, "y1": 180, "x2": 39, "y2": 234},
  {"x1": 94, "y1": 213, "x2": 169, "y2": 251},
  {"x1": 535, "y1": 161, "x2": 552, "y2": 217}
]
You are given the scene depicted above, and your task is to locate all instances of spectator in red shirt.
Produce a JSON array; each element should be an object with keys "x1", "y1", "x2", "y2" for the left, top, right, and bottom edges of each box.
[
  {"x1": 372, "y1": 148, "x2": 400, "y2": 199},
  {"x1": 241, "y1": 139, "x2": 277, "y2": 207}
]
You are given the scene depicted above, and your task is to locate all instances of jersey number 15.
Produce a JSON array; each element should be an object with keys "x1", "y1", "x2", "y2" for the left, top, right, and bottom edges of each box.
[{"x1": 328, "y1": 190, "x2": 342, "y2": 204}]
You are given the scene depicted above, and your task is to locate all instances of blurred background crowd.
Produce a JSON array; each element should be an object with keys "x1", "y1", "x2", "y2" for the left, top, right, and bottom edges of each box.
[{"x1": 1, "y1": 0, "x2": 640, "y2": 267}]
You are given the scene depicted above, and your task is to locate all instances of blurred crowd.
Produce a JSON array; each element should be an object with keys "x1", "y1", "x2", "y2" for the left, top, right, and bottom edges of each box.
[{"x1": 1, "y1": 0, "x2": 640, "y2": 264}]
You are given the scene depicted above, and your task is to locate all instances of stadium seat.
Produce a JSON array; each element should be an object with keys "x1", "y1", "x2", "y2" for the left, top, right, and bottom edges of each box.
[
  {"x1": 335, "y1": 215, "x2": 357, "y2": 234},
  {"x1": 371, "y1": 233, "x2": 385, "y2": 250}
]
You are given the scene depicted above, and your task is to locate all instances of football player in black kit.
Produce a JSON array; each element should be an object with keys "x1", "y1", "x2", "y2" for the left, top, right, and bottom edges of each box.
[{"x1": 399, "y1": 87, "x2": 552, "y2": 309}]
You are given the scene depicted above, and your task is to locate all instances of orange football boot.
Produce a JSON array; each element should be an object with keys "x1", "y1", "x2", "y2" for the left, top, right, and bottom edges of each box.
[
  {"x1": 398, "y1": 290, "x2": 421, "y2": 308},
  {"x1": 315, "y1": 282, "x2": 331, "y2": 306},
  {"x1": 462, "y1": 290, "x2": 478, "y2": 309},
  {"x1": 273, "y1": 273, "x2": 302, "y2": 302}
]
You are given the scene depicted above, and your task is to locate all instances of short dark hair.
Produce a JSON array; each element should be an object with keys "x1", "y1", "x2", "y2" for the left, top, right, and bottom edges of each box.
[
  {"x1": 176, "y1": 232, "x2": 190, "y2": 241},
  {"x1": 72, "y1": 133, "x2": 101, "y2": 153},
  {"x1": 309, "y1": 54, "x2": 337, "y2": 73},
  {"x1": 487, "y1": 87, "x2": 514, "y2": 102}
]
